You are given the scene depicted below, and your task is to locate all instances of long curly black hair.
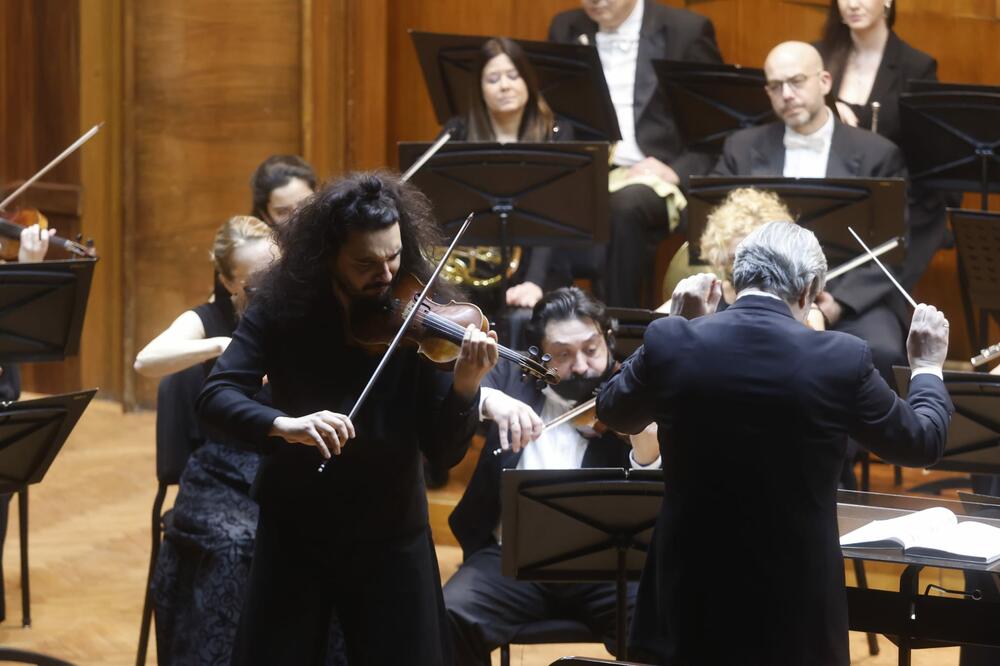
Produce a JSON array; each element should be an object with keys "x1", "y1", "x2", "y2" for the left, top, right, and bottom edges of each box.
[{"x1": 251, "y1": 171, "x2": 445, "y2": 321}]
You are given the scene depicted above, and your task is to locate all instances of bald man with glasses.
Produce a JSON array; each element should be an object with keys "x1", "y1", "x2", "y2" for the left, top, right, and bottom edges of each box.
[{"x1": 711, "y1": 43, "x2": 911, "y2": 470}]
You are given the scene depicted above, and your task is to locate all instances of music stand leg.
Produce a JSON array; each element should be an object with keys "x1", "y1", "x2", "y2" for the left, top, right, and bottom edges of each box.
[
  {"x1": 18, "y1": 488, "x2": 30, "y2": 628},
  {"x1": 615, "y1": 544, "x2": 628, "y2": 662},
  {"x1": 980, "y1": 153, "x2": 989, "y2": 211},
  {"x1": 895, "y1": 565, "x2": 922, "y2": 666}
]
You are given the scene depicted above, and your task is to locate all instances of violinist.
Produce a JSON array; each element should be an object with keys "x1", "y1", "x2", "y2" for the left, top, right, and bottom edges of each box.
[
  {"x1": 197, "y1": 172, "x2": 498, "y2": 666},
  {"x1": 0, "y1": 223, "x2": 51, "y2": 624},
  {"x1": 445, "y1": 286, "x2": 658, "y2": 665}
]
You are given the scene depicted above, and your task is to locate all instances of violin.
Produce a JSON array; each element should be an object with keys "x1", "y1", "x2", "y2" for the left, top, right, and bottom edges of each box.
[
  {"x1": 0, "y1": 208, "x2": 97, "y2": 258},
  {"x1": 350, "y1": 273, "x2": 559, "y2": 385}
]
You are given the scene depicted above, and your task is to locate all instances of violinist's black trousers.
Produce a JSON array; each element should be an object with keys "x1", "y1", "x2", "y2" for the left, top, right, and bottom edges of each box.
[{"x1": 231, "y1": 502, "x2": 452, "y2": 666}]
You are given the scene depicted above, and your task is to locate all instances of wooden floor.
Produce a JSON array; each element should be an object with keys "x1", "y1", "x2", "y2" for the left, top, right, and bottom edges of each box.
[{"x1": 0, "y1": 397, "x2": 970, "y2": 665}]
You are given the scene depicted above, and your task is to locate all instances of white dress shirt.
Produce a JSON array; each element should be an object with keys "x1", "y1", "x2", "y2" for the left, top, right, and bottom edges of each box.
[
  {"x1": 594, "y1": 0, "x2": 645, "y2": 166},
  {"x1": 782, "y1": 107, "x2": 835, "y2": 178}
]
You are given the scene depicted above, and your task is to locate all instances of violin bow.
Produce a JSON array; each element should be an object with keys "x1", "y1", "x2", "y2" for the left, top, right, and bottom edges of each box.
[
  {"x1": 318, "y1": 211, "x2": 476, "y2": 472},
  {"x1": 0, "y1": 123, "x2": 104, "y2": 212}
]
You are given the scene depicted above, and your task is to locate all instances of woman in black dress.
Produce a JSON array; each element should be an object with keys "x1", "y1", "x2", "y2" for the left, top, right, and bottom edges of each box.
[
  {"x1": 134, "y1": 216, "x2": 279, "y2": 665},
  {"x1": 817, "y1": 0, "x2": 948, "y2": 289}
]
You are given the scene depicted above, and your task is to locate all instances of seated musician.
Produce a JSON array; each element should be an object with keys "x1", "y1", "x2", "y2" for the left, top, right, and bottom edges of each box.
[
  {"x1": 597, "y1": 221, "x2": 952, "y2": 665},
  {"x1": 712, "y1": 41, "x2": 909, "y2": 385},
  {"x1": 446, "y1": 36, "x2": 574, "y2": 339},
  {"x1": 249, "y1": 154, "x2": 317, "y2": 227},
  {"x1": 548, "y1": 0, "x2": 723, "y2": 307},
  {"x1": 698, "y1": 187, "x2": 825, "y2": 330},
  {"x1": 0, "y1": 223, "x2": 52, "y2": 624},
  {"x1": 445, "y1": 286, "x2": 659, "y2": 665},
  {"x1": 132, "y1": 216, "x2": 320, "y2": 665}
]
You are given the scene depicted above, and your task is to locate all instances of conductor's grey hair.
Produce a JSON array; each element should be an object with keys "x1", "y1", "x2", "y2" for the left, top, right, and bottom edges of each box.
[{"x1": 731, "y1": 221, "x2": 827, "y2": 303}]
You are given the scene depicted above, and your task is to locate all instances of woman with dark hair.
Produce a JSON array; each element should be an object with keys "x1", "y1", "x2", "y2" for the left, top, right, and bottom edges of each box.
[
  {"x1": 198, "y1": 171, "x2": 497, "y2": 665},
  {"x1": 818, "y1": 0, "x2": 947, "y2": 290},
  {"x1": 447, "y1": 37, "x2": 574, "y2": 338},
  {"x1": 249, "y1": 154, "x2": 317, "y2": 227}
]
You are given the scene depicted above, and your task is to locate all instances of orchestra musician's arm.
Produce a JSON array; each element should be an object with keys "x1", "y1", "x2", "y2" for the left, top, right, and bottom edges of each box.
[
  {"x1": 848, "y1": 303, "x2": 952, "y2": 466},
  {"x1": 133, "y1": 310, "x2": 230, "y2": 378},
  {"x1": 417, "y1": 325, "x2": 498, "y2": 469}
]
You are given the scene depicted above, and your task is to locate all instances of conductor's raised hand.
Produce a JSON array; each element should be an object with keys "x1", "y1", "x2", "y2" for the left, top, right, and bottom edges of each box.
[
  {"x1": 481, "y1": 388, "x2": 543, "y2": 453},
  {"x1": 669, "y1": 273, "x2": 721, "y2": 319},
  {"x1": 452, "y1": 324, "x2": 499, "y2": 402},
  {"x1": 269, "y1": 411, "x2": 356, "y2": 459},
  {"x1": 907, "y1": 303, "x2": 950, "y2": 373}
]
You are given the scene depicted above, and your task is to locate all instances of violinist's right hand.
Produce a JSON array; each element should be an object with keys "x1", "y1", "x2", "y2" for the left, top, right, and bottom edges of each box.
[
  {"x1": 669, "y1": 273, "x2": 721, "y2": 319},
  {"x1": 270, "y1": 411, "x2": 356, "y2": 459},
  {"x1": 481, "y1": 388, "x2": 543, "y2": 453}
]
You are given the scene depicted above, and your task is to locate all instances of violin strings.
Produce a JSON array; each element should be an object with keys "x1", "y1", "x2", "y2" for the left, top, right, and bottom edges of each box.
[{"x1": 418, "y1": 310, "x2": 542, "y2": 369}]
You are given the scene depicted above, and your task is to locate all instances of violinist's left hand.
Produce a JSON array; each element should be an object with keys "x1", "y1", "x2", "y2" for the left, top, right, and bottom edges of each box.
[
  {"x1": 452, "y1": 324, "x2": 499, "y2": 403},
  {"x1": 19, "y1": 224, "x2": 55, "y2": 263}
]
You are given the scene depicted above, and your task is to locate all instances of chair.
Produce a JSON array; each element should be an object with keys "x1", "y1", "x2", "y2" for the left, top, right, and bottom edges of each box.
[
  {"x1": 500, "y1": 619, "x2": 601, "y2": 666},
  {"x1": 135, "y1": 364, "x2": 208, "y2": 666}
]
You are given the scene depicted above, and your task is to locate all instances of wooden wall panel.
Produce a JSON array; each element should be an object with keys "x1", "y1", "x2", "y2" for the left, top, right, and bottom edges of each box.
[{"x1": 127, "y1": 0, "x2": 304, "y2": 406}]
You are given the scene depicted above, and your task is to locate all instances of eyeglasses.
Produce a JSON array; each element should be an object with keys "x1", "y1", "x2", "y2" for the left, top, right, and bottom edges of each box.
[{"x1": 764, "y1": 72, "x2": 821, "y2": 95}]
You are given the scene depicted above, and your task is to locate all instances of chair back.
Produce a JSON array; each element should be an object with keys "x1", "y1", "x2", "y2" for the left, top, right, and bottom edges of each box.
[{"x1": 154, "y1": 363, "x2": 209, "y2": 485}]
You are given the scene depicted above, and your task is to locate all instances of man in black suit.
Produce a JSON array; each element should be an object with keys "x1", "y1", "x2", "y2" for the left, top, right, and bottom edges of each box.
[
  {"x1": 712, "y1": 41, "x2": 910, "y2": 387},
  {"x1": 444, "y1": 287, "x2": 660, "y2": 665},
  {"x1": 549, "y1": 0, "x2": 722, "y2": 307},
  {"x1": 597, "y1": 221, "x2": 953, "y2": 665}
]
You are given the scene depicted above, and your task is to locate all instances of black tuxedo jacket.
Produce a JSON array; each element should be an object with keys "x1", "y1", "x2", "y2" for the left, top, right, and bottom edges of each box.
[
  {"x1": 547, "y1": 0, "x2": 722, "y2": 181},
  {"x1": 596, "y1": 296, "x2": 952, "y2": 665},
  {"x1": 449, "y1": 360, "x2": 632, "y2": 561},
  {"x1": 712, "y1": 119, "x2": 909, "y2": 321}
]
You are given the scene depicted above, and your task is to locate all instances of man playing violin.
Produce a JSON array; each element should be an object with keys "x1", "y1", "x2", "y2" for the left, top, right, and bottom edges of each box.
[
  {"x1": 445, "y1": 286, "x2": 659, "y2": 665},
  {"x1": 198, "y1": 172, "x2": 499, "y2": 666}
]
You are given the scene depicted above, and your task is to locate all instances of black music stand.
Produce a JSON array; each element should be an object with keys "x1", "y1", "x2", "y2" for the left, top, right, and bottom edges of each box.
[
  {"x1": 894, "y1": 367, "x2": 1000, "y2": 482},
  {"x1": 410, "y1": 31, "x2": 621, "y2": 142},
  {"x1": 949, "y1": 209, "x2": 1000, "y2": 352},
  {"x1": 0, "y1": 259, "x2": 97, "y2": 362},
  {"x1": 501, "y1": 468, "x2": 664, "y2": 661},
  {"x1": 685, "y1": 177, "x2": 907, "y2": 269},
  {"x1": 899, "y1": 81, "x2": 1000, "y2": 210},
  {"x1": 398, "y1": 142, "x2": 609, "y2": 285},
  {"x1": 652, "y1": 60, "x2": 770, "y2": 154},
  {"x1": 0, "y1": 390, "x2": 94, "y2": 666},
  {"x1": 606, "y1": 308, "x2": 667, "y2": 360}
]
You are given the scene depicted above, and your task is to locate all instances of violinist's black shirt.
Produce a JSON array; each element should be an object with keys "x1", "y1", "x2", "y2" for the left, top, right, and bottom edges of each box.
[{"x1": 197, "y1": 295, "x2": 479, "y2": 543}]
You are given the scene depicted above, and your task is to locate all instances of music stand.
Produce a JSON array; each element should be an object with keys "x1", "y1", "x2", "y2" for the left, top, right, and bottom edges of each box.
[
  {"x1": 410, "y1": 31, "x2": 621, "y2": 142},
  {"x1": 899, "y1": 81, "x2": 1000, "y2": 210},
  {"x1": 0, "y1": 259, "x2": 97, "y2": 362},
  {"x1": 606, "y1": 308, "x2": 667, "y2": 360},
  {"x1": 398, "y1": 142, "x2": 609, "y2": 286},
  {"x1": 501, "y1": 468, "x2": 663, "y2": 661},
  {"x1": 949, "y1": 209, "x2": 1000, "y2": 352},
  {"x1": 685, "y1": 177, "x2": 907, "y2": 269},
  {"x1": 894, "y1": 367, "x2": 1000, "y2": 477},
  {"x1": 652, "y1": 61, "x2": 770, "y2": 154}
]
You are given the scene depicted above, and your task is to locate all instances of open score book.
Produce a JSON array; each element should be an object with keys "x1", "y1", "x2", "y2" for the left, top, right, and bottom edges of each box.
[{"x1": 840, "y1": 507, "x2": 1000, "y2": 564}]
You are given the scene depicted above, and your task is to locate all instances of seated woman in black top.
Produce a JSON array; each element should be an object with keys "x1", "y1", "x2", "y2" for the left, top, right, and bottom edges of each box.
[
  {"x1": 817, "y1": 0, "x2": 947, "y2": 288},
  {"x1": 133, "y1": 215, "x2": 299, "y2": 665},
  {"x1": 447, "y1": 37, "x2": 574, "y2": 337}
]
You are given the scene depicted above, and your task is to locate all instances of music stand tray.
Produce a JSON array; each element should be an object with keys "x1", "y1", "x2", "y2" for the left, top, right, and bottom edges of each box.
[
  {"x1": 893, "y1": 366, "x2": 1000, "y2": 475},
  {"x1": 399, "y1": 141, "x2": 609, "y2": 250},
  {"x1": 501, "y1": 468, "x2": 663, "y2": 661},
  {"x1": 652, "y1": 60, "x2": 770, "y2": 154},
  {"x1": 685, "y1": 176, "x2": 907, "y2": 268},
  {"x1": 0, "y1": 389, "x2": 97, "y2": 492},
  {"x1": 0, "y1": 259, "x2": 97, "y2": 362},
  {"x1": 899, "y1": 81, "x2": 1000, "y2": 208},
  {"x1": 410, "y1": 31, "x2": 621, "y2": 142},
  {"x1": 606, "y1": 308, "x2": 667, "y2": 360}
]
